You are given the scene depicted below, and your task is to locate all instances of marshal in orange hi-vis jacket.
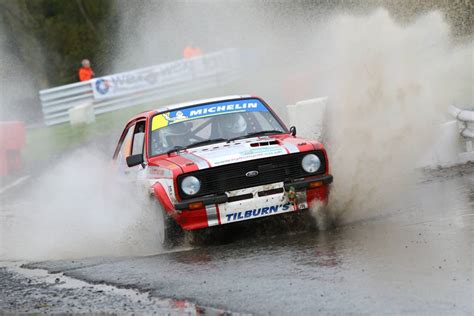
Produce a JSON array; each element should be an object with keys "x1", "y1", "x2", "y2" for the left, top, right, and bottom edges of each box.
[
  {"x1": 183, "y1": 45, "x2": 203, "y2": 59},
  {"x1": 78, "y1": 59, "x2": 94, "y2": 81}
]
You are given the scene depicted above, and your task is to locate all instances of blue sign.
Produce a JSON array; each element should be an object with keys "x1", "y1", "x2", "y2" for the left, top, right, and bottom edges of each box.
[
  {"x1": 166, "y1": 99, "x2": 268, "y2": 123},
  {"x1": 152, "y1": 98, "x2": 270, "y2": 131}
]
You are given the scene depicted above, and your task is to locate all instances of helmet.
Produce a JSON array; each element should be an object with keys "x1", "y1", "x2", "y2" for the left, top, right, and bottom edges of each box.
[
  {"x1": 160, "y1": 122, "x2": 191, "y2": 148},
  {"x1": 218, "y1": 114, "x2": 247, "y2": 138},
  {"x1": 81, "y1": 59, "x2": 90, "y2": 68}
]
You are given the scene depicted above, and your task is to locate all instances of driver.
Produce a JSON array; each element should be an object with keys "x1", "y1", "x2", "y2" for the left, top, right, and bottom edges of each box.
[
  {"x1": 158, "y1": 122, "x2": 192, "y2": 150},
  {"x1": 217, "y1": 113, "x2": 248, "y2": 139}
]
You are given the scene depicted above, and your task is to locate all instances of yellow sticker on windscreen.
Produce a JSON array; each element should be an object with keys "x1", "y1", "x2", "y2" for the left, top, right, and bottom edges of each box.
[{"x1": 151, "y1": 114, "x2": 169, "y2": 131}]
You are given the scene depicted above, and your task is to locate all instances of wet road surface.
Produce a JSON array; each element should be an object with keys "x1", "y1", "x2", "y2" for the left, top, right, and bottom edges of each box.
[
  {"x1": 9, "y1": 166, "x2": 472, "y2": 315},
  {"x1": 0, "y1": 263, "x2": 206, "y2": 314}
]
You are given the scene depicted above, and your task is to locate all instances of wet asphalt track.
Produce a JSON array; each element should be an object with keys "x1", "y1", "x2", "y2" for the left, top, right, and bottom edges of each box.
[
  {"x1": 2, "y1": 165, "x2": 470, "y2": 315},
  {"x1": 2, "y1": 166, "x2": 474, "y2": 315}
]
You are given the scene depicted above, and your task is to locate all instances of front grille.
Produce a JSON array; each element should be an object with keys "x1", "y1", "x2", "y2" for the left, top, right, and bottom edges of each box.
[{"x1": 177, "y1": 150, "x2": 326, "y2": 199}]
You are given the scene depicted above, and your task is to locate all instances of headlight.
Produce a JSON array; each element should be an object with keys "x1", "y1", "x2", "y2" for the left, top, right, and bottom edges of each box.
[
  {"x1": 301, "y1": 154, "x2": 321, "y2": 173},
  {"x1": 181, "y1": 176, "x2": 201, "y2": 195}
]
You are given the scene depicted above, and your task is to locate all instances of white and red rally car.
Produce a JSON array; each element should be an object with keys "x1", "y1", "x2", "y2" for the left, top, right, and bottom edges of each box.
[{"x1": 113, "y1": 95, "x2": 333, "y2": 246}]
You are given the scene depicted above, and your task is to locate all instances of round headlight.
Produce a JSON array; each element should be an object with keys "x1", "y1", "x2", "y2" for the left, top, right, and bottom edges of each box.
[
  {"x1": 302, "y1": 154, "x2": 321, "y2": 173},
  {"x1": 181, "y1": 176, "x2": 201, "y2": 196}
]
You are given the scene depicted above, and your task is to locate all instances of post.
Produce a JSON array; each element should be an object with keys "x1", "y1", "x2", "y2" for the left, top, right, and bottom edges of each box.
[
  {"x1": 68, "y1": 102, "x2": 96, "y2": 126},
  {"x1": 0, "y1": 121, "x2": 25, "y2": 176}
]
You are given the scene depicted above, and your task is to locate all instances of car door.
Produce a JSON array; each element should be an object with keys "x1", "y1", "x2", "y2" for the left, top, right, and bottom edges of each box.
[
  {"x1": 114, "y1": 120, "x2": 147, "y2": 179},
  {"x1": 129, "y1": 120, "x2": 147, "y2": 180}
]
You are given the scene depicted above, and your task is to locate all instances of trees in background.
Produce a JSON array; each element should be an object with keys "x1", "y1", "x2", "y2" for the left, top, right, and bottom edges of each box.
[
  {"x1": 0, "y1": 0, "x2": 471, "y2": 122},
  {"x1": 0, "y1": 0, "x2": 116, "y2": 89},
  {"x1": 3, "y1": 0, "x2": 469, "y2": 91}
]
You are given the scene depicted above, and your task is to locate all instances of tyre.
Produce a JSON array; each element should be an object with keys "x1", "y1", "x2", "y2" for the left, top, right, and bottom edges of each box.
[{"x1": 152, "y1": 199, "x2": 184, "y2": 248}]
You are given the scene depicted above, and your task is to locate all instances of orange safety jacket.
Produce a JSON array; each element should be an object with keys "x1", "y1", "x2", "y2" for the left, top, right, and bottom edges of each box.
[
  {"x1": 78, "y1": 67, "x2": 94, "y2": 81},
  {"x1": 183, "y1": 46, "x2": 203, "y2": 59}
]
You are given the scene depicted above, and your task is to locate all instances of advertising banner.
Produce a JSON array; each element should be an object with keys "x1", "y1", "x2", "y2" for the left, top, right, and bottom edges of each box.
[{"x1": 92, "y1": 59, "x2": 196, "y2": 99}]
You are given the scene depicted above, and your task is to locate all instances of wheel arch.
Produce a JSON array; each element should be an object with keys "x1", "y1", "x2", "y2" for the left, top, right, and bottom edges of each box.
[{"x1": 151, "y1": 181, "x2": 175, "y2": 215}]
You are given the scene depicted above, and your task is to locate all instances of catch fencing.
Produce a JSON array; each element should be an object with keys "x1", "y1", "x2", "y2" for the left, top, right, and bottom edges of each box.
[{"x1": 39, "y1": 49, "x2": 242, "y2": 126}]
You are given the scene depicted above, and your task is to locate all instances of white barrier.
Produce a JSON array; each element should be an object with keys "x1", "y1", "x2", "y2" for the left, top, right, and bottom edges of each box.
[
  {"x1": 448, "y1": 105, "x2": 474, "y2": 164},
  {"x1": 39, "y1": 49, "x2": 242, "y2": 126},
  {"x1": 68, "y1": 103, "x2": 95, "y2": 126},
  {"x1": 420, "y1": 121, "x2": 467, "y2": 167},
  {"x1": 286, "y1": 97, "x2": 328, "y2": 141},
  {"x1": 449, "y1": 105, "x2": 474, "y2": 138}
]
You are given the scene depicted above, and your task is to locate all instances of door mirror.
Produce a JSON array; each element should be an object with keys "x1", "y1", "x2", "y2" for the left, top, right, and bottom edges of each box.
[
  {"x1": 126, "y1": 154, "x2": 144, "y2": 167},
  {"x1": 289, "y1": 126, "x2": 297, "y2": 136}
]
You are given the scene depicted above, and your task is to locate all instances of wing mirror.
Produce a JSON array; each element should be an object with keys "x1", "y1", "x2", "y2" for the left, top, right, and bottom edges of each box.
[
  {"x1": 289, "y1": 126, "x2": 297, "y2": 136},
  {"x1": 126, "y1": 154, "x2": 144, "y2": 167}
]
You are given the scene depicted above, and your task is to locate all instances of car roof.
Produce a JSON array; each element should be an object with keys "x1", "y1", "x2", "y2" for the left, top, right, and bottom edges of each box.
[{"x1": 128, "y1": 95, "x2": 255, "y2": 122}]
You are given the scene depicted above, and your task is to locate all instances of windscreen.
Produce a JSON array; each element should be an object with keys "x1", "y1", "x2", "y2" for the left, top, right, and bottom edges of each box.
[{"x1": 149, "y1": 98, "x2": 285, "y2": 156}]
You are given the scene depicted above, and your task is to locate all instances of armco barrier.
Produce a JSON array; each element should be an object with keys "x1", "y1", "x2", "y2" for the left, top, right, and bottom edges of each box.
[
  {"x1": 39, "y1": 49, "x2": 242, "y2": 126},
  {"x1": 449, "y1": 105, "x2": 474, "y2": 139},
  {"x1": 448, "y1": 105, "x2": 474, "y2": 163}
]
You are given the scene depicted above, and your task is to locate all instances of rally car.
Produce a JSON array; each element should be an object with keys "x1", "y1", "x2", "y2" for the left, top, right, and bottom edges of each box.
[{"x1": 113, "y1": 95, "x2": 333, "y2": 246}]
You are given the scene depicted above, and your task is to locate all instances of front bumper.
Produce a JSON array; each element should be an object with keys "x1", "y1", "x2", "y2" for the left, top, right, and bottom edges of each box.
[{"x1": 172, "y1": 174, "x2": 333, "y2": 230}]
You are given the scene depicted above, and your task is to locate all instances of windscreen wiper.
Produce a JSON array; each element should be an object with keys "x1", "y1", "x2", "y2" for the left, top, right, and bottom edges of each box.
[
  {"x1": 186, "y1": 138, "x2": 228, "y2": 149},
  {"x1": 227, "y1": 130, "x2": 285, "y2": 143},
  {"x1": 166, "y1": 138, "x2": 228, "y2": 155},
  {"x1": 166, "y1": 146, "x2": 187, "y2": 155}
]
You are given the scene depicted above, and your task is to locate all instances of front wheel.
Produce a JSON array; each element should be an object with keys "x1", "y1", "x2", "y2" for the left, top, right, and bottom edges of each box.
[{"x1": 152, "y1": 199, "x2": 184, "y2": 248}]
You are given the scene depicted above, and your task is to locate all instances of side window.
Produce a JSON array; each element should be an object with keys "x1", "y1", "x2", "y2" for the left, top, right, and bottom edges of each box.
[
  {"x1": 131, "y1": 121, "x2": 146, "y2": 156},
  {"x1": 116, "y1": 124, "x2": 135, "y2": 162}
]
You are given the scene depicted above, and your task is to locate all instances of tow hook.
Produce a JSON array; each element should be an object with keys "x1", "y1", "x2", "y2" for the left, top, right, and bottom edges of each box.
[{"x1": 287, "y1": 185, "x2": 296, "y2": 206}]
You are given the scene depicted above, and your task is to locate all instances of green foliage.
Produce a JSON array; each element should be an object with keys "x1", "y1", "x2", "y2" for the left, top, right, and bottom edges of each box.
[
  {"x1": 0, "y1": 0, "x2": 117, "y2": 87},
  {"x1": 2, "y1": 0, "x2": 470, "y2": 90}
]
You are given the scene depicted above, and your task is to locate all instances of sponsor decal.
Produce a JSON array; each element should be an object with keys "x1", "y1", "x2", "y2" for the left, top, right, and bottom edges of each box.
[
  {"x1": 155, "y1": 179, "x2": 176, "y2": 202},
  {"x1": 146, "y1": 166, "x2": 173, "y2": 178},
  {"x1": 95, "y1": 78, "x2": 111, "y2": 95},
  {"x1": 224, "y1": 203, "x2": 291, "y2": 222},
  {"x1": 151, "y1": 99, "x2": 268, "y2": 131},
  {"x1": 163, "y1": 111, "x2": 187, "y2": 122},
  {"x1": 209, "y1": 145, "x2": 287, "y2": 166},
  {"x1": 92, "y1": 59, "x2": 194, "y2": 100}
]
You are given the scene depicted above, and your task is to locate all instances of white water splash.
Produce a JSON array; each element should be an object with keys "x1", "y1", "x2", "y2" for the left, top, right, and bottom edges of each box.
[{"x1": 0, "y1": 150, "x2": 163, "y2": 260}]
